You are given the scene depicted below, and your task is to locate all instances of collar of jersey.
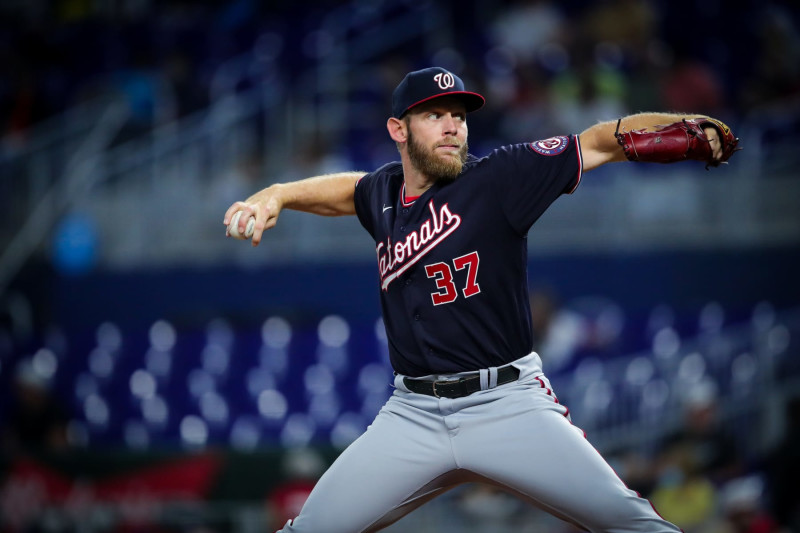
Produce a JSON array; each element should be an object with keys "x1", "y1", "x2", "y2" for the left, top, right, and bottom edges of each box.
[
  {"x1": 400, "y1": 183, "x2": 420, "y2": 207},
  {"x1": 398, "y1": 154, "x2": 478, "y2": 207}
]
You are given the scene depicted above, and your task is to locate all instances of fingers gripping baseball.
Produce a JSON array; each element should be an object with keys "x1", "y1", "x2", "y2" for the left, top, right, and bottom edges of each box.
[{"x1": 223, "y1": 198, "x2": 281, "y2": 246}]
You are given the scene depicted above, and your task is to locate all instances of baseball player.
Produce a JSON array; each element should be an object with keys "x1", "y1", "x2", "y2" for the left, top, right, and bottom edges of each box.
[{"x1": 223, "y1": 67, "x2": 739, "y2": 533}]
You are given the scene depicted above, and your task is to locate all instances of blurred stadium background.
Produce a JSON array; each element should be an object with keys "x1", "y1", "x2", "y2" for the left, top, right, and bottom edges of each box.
[{"x1": 1, "y1": 0, "x2": 799, "y2": 532}]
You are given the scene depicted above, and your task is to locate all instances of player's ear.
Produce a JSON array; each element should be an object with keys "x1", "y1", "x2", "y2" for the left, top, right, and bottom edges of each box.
[{"x1": 387, "y1": 117, "x2": 407, "y2": 144}]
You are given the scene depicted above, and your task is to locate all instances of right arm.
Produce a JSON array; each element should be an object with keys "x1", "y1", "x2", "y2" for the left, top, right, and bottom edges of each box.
[{"x1": 223, "y1": 171, "x2": 366, "y2": 246}]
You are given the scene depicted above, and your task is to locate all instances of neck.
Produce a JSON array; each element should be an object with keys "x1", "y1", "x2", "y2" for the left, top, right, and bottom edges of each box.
[{"x1": 401, "y1": 156, "x2": 436, "y2": 197}]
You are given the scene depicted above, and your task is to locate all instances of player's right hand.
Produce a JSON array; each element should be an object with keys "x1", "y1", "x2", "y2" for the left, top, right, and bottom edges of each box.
[{"x1": 223, "y1": 188, "x2": 283, "y2": 247}]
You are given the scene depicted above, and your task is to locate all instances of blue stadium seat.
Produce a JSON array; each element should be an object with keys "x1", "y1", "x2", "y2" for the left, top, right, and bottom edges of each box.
[
  {"x1": 637, "y1": 378, "x2": 672, "y2": 428},
  {"x1": 246, "y1": 366, "x2": 277, "y2": 399},
  {"x1": 95, "y1": 321, "x2": 123, "y2": 353},
  {"x1": 199, "y1": 390, "x2": 230, "y2": 429},
  {"x1": 307, "y1": 391, "x2": 341, "y2": 428},
  {"x1": 123, "y1": 418, "x2": 152, "y2": 450},
  {"x1": 280, "y1": 413, "x2": 317, "y2": 448},
  {"x1": 651, "y1": 327, "x2": 682, "y2": 369},
  {"x1": 129, "y1": 368, "x2": 158, "y2": 401},
  {"x1": 257, "y1": 388, "x2": 289, "y2": 428},
  {"x1": 316, "y1": 315, "x2": 351, "y2": 377},
  {"x1": 623, "y1": 356, "x2": 656, "y2": 389},
  {"x1": 259, "y1": 316, "x2": 293, "y2": 379},
  {"x1": 698, "y1": 301, "x2": 726, "y2": 335},
  {"x1": 229, "y1": 414, "x2": 263, "y2": 450},
  {"x1": 82, "y1": 392, "x2": 112, "y2": 441},
  {"x1": 202, "y1": 343, "x2": 231, "y2": 380},
  {"x1": 141, "y1": 394, "x2": 170, "y2": 432},
  {"x1": 180, "y1": 414, "x2": 210, "y2": 449},
  {"x1": 205, "y1": 317, "x2": 235, "y2": 351},
  {"x1": 88, "y1": 347, "x2": 116, "y2": 382},
  {"x1": 188, "y1": 367, "x2": 216, "y2": 399},
  {"x1": 357, "y1": 363, "x2": 392, "y2": 398},
  {"x1": 304, "y1": 363, "x2": 336, "y2": 396},
  {"x1": 330, "y1": 412, "x2": 368, "y2": 449}
]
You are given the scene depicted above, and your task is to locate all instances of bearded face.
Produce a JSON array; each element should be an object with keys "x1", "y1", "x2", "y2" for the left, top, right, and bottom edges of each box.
[{"x1": 406, "y1": 124, "x2": 468, "y2": 183}]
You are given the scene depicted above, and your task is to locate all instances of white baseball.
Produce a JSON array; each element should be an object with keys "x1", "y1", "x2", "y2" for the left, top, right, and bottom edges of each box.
[{"x1": 228, "y1": 210, "x2": 255, "y2": 240}]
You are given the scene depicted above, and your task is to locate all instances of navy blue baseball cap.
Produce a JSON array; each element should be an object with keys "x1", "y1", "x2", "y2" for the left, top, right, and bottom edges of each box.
[{"x1": 392, "y1": 67, "x2": 485, "y2": 119}]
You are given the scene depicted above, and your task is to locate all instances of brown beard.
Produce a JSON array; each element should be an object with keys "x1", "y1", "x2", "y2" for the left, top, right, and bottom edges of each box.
[{"x1": 406, "y1": 128, "x2": 468, "y2": 183}]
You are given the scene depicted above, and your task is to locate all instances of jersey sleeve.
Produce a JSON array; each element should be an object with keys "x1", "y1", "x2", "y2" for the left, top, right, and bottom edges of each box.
[
  {"x1": 353, "y1": 162, "x2": 402, "y2": 239},
  {"x1": 491, "y1": 135, "x2": 583, "y2": 235},
  {"x1": 353, "y1": 171, "x2": 377, "y2": 239}
]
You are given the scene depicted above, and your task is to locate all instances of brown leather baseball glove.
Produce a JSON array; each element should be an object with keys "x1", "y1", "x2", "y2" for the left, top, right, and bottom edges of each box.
[{"x1": 615, "y1": 117, "x2": 740, "y2": 169}]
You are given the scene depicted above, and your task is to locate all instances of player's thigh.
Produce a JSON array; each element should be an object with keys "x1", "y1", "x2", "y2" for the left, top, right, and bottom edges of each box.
[
  {"x1": 280, "y1": 394, "x2": 456, "y2": 533},
  {"x1": 456, "y1": 391, "x2": 678, "y2": 532}
]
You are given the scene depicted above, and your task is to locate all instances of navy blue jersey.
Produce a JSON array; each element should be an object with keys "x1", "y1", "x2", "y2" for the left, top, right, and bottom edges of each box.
[{"x1": 354, "y1": 135, "x2": 583, "y2": 377}]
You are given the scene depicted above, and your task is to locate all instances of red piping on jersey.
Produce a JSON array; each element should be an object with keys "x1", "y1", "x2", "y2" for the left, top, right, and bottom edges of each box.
[
  {"x1": 568, "y1": 135, "x2": 583, "y2": 194},
  {"x1": 590, "y1": 448, "x2": 684, "y2": 532},
  {"x1": 536, "y1": 376, "x2": 575, "y2": 429},
  {"x1": 535, "y1": 376, "x2": 560, "y2": 404},
  {"x1": 400, "y1": 183, "x2": 419, "y2": 206}
]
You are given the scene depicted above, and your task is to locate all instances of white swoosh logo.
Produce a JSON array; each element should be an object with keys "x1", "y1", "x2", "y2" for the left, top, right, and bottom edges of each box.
[{"x1": 382, "y1": 205, "x2": 393, "y2": 213}]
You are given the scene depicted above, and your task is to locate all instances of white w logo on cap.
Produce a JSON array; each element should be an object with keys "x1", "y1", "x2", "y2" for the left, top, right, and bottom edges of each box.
[{"x1": 433, "y1": 72, "x2": 455, "y2": 90}]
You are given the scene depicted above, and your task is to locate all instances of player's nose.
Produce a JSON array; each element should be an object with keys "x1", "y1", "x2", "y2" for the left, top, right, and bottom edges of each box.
[{"x1": 441, "y1": 114, "x2": 459, "y2": 134}]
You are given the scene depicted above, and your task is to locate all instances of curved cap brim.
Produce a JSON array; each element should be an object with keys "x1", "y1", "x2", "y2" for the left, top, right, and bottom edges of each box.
[{"x1": 400, "y1": 91, "x2": 485, "y2": 117}]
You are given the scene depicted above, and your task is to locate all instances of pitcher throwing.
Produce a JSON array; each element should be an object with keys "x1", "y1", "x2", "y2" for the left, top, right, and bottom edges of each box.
[{"x1": 224, "y1": 67, "x2": 739, "y2": 532}]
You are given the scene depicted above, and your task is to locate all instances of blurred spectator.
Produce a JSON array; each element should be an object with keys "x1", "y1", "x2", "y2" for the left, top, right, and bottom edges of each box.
[
  {"x1": 265, "y1": 447, "x2": 326, "y2": 531},
  {"x1": 609, "y1": 450, "x2": 658, "y2": 499},
  {"x1": 110, "y1": 47, "x2": 167, "y2": 144},
  {"x1": 486, "y1": 0, "x2": 566, "y2": 65},
  {"x1": 660, "y1": 57, "x2": 725, "y2": 116},
  {"x1": 576, "y1": 0, "x2": 657, "y2": 58},
  {"x1": 740, "y1": 4, "x2": 800, "y2": 108},
  {"x1": 529, "y1": 287, "x2": 625, "y2": 374},
  {"x1": 284, "y1": 132, "x2": 351, "y2": 182},
  {"x1": 453, "y1": 482, "x2": 586, "y2": 533},
  {"x1": 766, "y1": 395, "x2": 800, "y2": 531},
  {"x1": 455, "y1": 484, "x2": 526, "y2": 532},
  {"x1": 2, "y1": 68, "x2": 51, "y2": 144},
  {"x1": 650, "y1": 442, "x2": 716, "y2": 531},
  {"x1": 708, "y1": 475, "x2": 784, "y2": 533},
  {"x1": 529, "y1": 286, "x2": 588, "y2": 373},
  {"x1": 1, "y1": 358, "x2": 70, "y2": 454},
  {"x1": 161, "y1": 49, "x2": 207, "y2": 119},
  {"x1": 660, "y1": 380, "x2": 744, "y2": 486},
  {"x1": 626, "y1": 39, "x2": 674, "y2": 115},
  {"x1": 212, "y1": 150, "x2": 265, "y2": 209},
  {"x1": 496, "y1": 67, "x2": 560, "y2": 143},
  {"x1": 546, "y1": 36, "x2": 628, "y2": 135}
]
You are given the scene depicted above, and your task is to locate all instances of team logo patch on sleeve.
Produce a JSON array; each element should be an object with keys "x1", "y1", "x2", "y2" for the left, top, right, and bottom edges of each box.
[{"x1": 530, "y1": 136, "x2": 570, "y2": 156}]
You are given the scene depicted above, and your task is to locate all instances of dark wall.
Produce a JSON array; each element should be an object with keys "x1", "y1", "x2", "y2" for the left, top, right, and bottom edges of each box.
[{"x1": 44, "y1": 245, "x2": 800, "y2": 331}]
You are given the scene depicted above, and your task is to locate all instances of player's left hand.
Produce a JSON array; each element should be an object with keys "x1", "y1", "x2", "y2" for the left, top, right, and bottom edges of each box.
[
  {"x1": 697, "y1": 117, "x2": 740, "y2": 168},
  {"x1": 614, "y1": 116, "x2": 740, "y2": 169},
  {"x1": 704, "y1": 126, "x2": 723, "y2": 161}
]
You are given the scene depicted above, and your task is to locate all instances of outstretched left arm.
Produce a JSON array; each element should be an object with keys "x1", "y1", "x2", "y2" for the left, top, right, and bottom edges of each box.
[{"x1": 579, "y1": 112, "x2": 738, "y2": 172}]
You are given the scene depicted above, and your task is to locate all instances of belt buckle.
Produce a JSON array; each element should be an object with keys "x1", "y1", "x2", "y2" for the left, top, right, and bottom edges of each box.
[{"x1": 431, "y1": 380, "x2": 443, "y2": 398}]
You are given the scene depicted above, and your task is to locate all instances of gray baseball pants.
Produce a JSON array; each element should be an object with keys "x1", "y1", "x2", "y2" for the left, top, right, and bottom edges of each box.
[{"x1": 277, "y1": 352, "x2": 680, "y2": 533}]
